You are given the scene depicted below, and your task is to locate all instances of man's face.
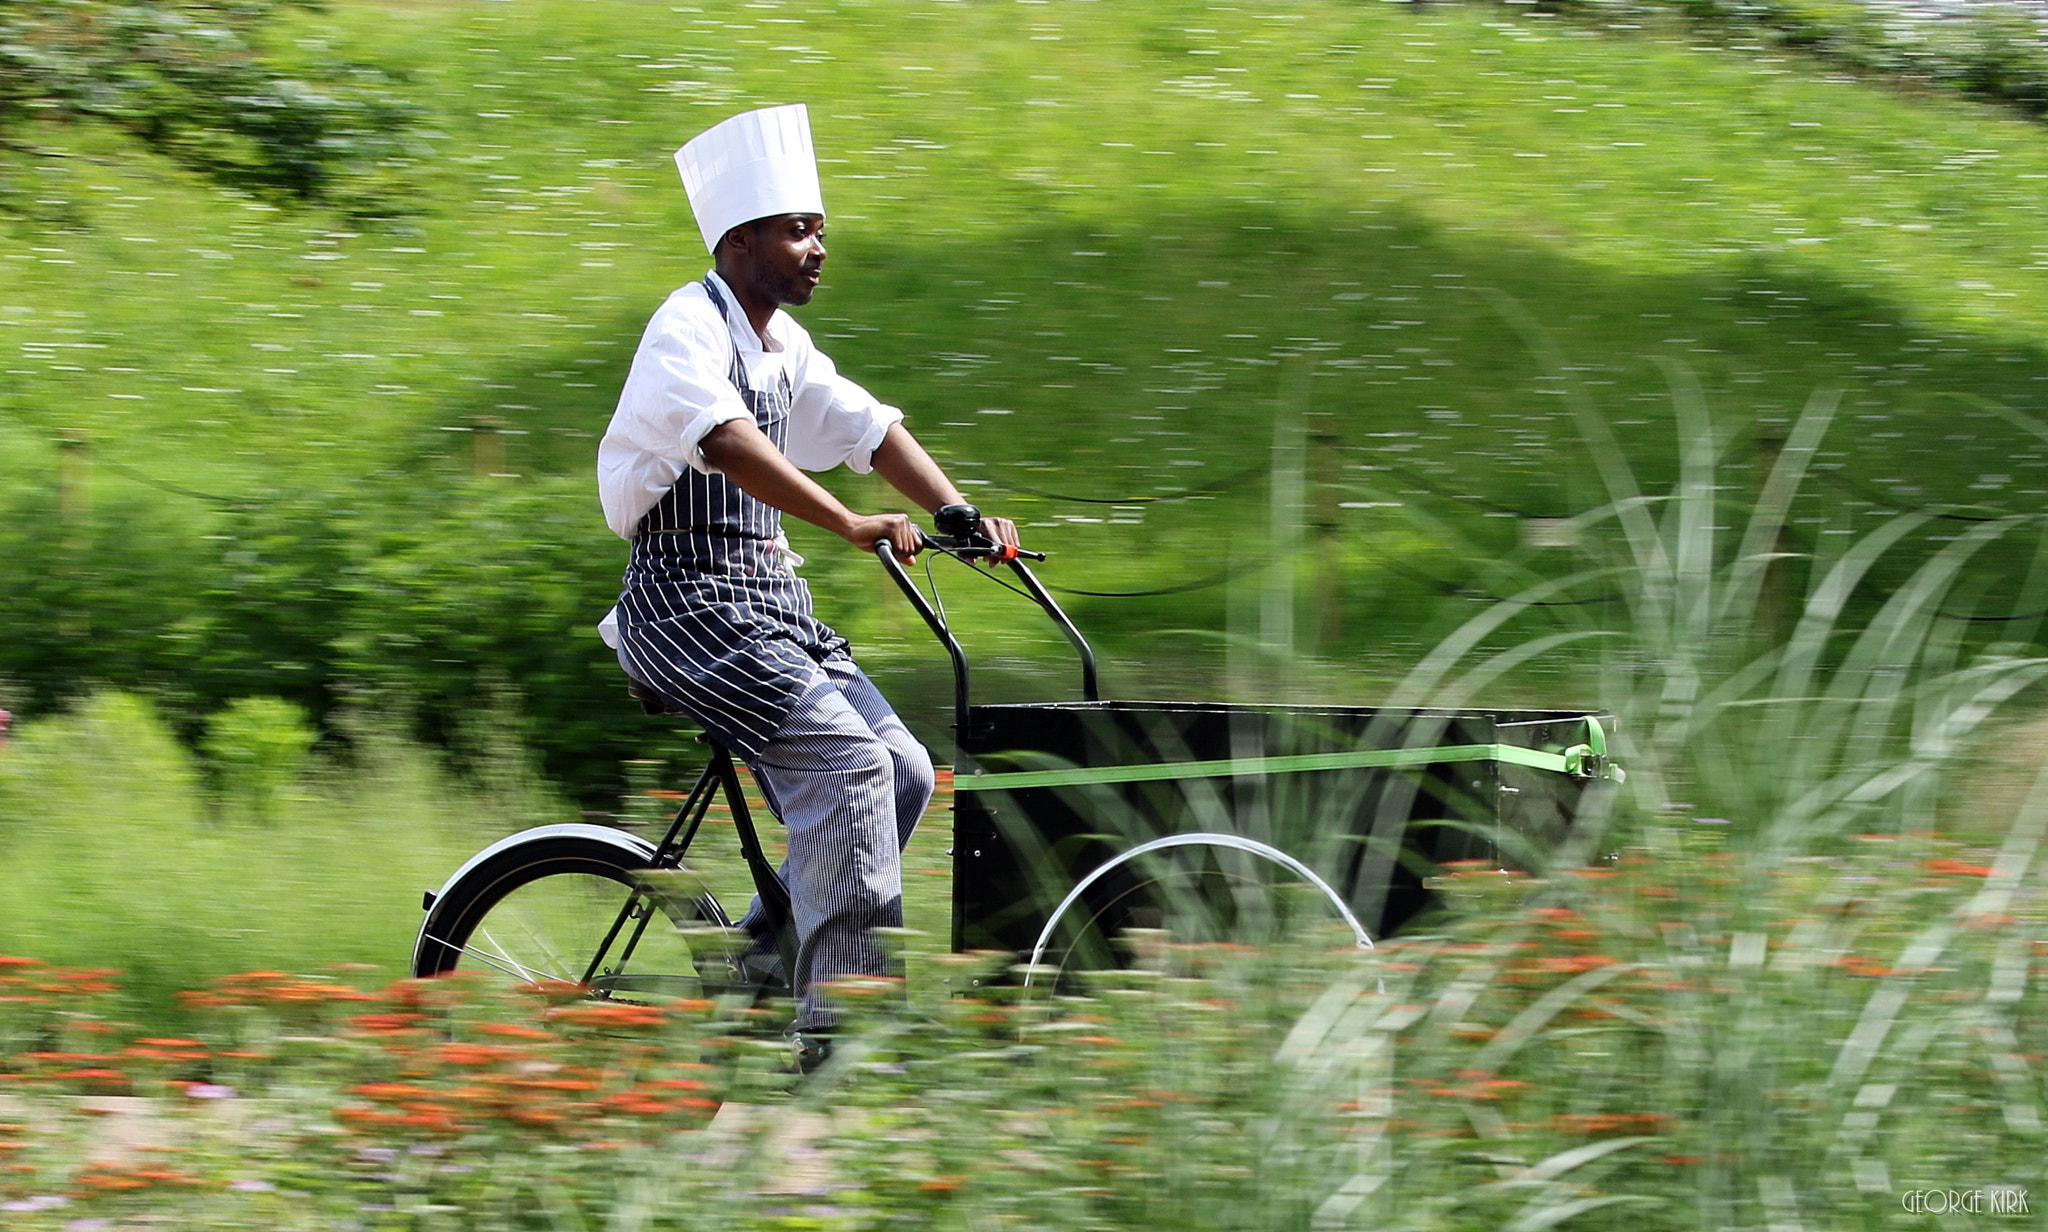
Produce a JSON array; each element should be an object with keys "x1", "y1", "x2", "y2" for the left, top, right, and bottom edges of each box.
[{"x1": 737, "y1": 213, "x2": 827, "y2": 308}]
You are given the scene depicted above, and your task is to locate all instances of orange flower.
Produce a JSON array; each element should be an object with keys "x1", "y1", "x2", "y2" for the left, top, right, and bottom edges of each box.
[
  {"x1": 348, "y1": 1012, "x2": 429, "y2": 1034},
  {"x1": 396, "y1": 1107, "x2": 464, "y2": 1133},
  {"x1": 546, "y1": 1002, "x2": 668, "y2": 1030},
  {"x1": 1963, "y1": 912, "x2": 2018, "y2": 930},
  {"x1": 510, "y1": 1077, "x2": 600, "y2": 1093},
  {"x1": 353, "y1": 1082, "x2": 441, "y2": 1102},
  {"x1": 515, "y1": 980, "x2": 589, "y2": 1005},
  {"x1": 428, "y1": 1043, "x2": 521, "y2": 1067},
  {"x1": 1550, "y1": 1112, "x2": 1673, "y2": 1136},
  {"x1": 820, "y1": 975, "x2": 904, "y2": 1000},
  {"x1": 475, "y1": 1023, "x2": 555, "y2": 1041}
]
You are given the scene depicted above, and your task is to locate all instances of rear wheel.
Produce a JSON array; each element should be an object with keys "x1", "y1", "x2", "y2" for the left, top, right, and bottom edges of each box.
[{"x1": 414, "y1": 834, "x2": 744, "y2": 1002}]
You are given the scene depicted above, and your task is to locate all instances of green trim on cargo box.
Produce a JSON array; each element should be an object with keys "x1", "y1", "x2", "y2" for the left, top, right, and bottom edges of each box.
[{"x1": 955, "y1": 742, "x2": 1594, "y2": 793}]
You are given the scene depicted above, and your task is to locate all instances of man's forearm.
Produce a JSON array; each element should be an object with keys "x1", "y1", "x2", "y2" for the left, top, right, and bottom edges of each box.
[
  {"x1": 699, "y1": 418, "x2": 863, "y2": 537},
  {"x1": 698, "y1": 417, "x2": 926, "y2": 558},
  {"x1": 871, "y1": 423, "x2": 965, "y2": 512}
]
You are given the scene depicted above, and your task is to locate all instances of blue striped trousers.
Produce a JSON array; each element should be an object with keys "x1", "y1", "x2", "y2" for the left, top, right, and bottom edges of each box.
[{"x1": 739, "y1": 657, "x2": 934, "y2": 1031}]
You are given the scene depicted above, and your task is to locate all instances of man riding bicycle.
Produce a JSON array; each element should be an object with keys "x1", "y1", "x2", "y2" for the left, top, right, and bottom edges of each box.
[{"x1": 595, "y1": 104, "x2": 1019, "y2": 1066}]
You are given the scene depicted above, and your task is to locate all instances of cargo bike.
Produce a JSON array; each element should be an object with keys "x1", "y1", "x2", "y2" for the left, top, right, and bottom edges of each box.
[{"x1": 412, "y1": 506, "x2": 1623, "y2": 1003}]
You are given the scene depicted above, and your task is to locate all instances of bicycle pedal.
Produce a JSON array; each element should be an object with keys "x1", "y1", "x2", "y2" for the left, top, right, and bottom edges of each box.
[{"x1": 788, "y1": 1031, "x2": 835, "y2": 1076}]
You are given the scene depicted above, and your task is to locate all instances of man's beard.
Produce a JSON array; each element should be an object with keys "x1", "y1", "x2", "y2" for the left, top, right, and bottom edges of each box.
[{"x1": 758, "y1": 264, "x2": 818, "y2": 308}]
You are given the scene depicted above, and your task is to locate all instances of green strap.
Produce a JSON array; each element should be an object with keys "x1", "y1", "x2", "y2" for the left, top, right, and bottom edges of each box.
[{"x1": 955, "y1": 742, "x2": 1584, "y2": 793}]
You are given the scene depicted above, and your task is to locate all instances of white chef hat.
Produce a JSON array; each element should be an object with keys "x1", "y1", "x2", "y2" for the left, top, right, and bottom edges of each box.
[{"x1": 675, "y1": 104, "x2": 825, "y2": 254}]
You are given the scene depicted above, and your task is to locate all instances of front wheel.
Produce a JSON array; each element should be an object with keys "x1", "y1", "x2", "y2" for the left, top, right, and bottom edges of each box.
[{"x1": 414, "y1": 825, "x2": 743, "y2": 1002}]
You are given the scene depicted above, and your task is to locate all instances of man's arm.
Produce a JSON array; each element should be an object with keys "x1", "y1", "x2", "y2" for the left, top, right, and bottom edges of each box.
[
  {"x1": 871, "y1": 424, "x2": 1021, "y2": 552},
  {"x1": 698, "y1": 418, "x2": 922, "y2": 559}
]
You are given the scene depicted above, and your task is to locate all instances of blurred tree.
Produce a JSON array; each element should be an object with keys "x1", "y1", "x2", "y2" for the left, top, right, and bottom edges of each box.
[
  {"x1": 0, "y1": 0, "x2": 421, "y2": 219},
  {"x1": 333, "y1": 476, "x2": 649, "y2": 799},
  {"x1": 202, "y1": 694, "x2": 316, "y2": 822}
]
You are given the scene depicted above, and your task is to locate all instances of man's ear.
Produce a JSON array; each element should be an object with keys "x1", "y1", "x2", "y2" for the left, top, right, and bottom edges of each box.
[{"x1": 718, "y1": 222, "x2": 753, "y2": 258}]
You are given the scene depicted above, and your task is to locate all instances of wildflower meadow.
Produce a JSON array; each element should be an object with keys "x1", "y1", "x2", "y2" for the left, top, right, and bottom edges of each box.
[{"x1": 0, "y1": 814, "x2": 2037, "y2": 1229}]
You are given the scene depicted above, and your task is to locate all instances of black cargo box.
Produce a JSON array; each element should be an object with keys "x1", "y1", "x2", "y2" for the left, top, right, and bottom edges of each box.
[{"x1": 949, "y1": 700, "x2": 1617, "y2": 961}]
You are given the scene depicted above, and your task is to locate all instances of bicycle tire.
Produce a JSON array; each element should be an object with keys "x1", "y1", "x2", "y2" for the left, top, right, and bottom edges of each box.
[{"x1": 413, "y1": 824, "x2": 742, "y2": 1001}]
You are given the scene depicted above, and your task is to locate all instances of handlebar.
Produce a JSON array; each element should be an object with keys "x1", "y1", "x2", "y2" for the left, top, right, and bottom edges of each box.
[
  {"x1": 911, "y1": 529, "x2": 1046, "y2": 564},
  {"x1": 915, "y1": 500, "x2": 1044, "y2": 562},
  {"x1": 869, "y1": 503, "x2": 1097, "y2": 747}
]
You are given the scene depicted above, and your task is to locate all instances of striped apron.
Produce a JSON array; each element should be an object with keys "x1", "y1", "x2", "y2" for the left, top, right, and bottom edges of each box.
[{"x1": 612, "y1": 277, "x2": 851, "y2": 761}]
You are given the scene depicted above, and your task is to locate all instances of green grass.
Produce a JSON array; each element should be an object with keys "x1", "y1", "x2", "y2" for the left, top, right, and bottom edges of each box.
[
  {"x1": 10, "y1": 0, "x2": 2048, "y2": 765},
  {"x1": 0, "y1": 690, "x2": 959, "y2": 1029},
  {"x1": 0, "y1": 693, "x2": 535, "y2": 1025}
]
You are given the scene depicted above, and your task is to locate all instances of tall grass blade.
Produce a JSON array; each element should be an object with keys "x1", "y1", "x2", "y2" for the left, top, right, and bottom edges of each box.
[
  {"x1": 1656, "y1": 357, "x2": 1717, "y2": 669},
  {"x1": 1386, "y1": 568, "x2": 1615, "y2": 709},
  {"x1": 1719, "y1": 387, "x2": 1840, "y2": 631},
  {"x1": 1503, "y1": 1193, "x2": 1660, "y2": 1232},
  {"x1": 1468, "y1": 962, "x2": 1634, "y2": 1077}
]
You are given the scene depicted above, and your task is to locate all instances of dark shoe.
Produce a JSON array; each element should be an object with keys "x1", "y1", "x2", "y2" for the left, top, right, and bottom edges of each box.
[{"x1": 789, "y1": 1030, "x2": 834, "y2": 1075}]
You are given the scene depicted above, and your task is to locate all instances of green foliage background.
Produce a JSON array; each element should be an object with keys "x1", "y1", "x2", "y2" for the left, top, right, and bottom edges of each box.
[{"x1": 7, "y1": 0, "x2": 2048, "y2": 798}]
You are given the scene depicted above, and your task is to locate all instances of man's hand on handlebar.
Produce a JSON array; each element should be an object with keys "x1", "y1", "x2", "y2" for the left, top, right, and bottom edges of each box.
[
  {"x1": 856, "y1": 504, "x2": 1036, "y2": 565},
  {"x1": 976, "y1": 514, "x2": 1021, "y2": 565},
  {"x1": 845, "y1": 512, "x2": 922, "y2": 562},
  {"x1": 931, "y1": 502, "x2": 1037, "y2": 562}
]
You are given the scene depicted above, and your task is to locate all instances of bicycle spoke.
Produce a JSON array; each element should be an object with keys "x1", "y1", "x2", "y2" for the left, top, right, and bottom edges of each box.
[
  {"x1": 476, "y1": 918, "x2": 580, "y2": 985},
  {"x1": 426, "y1": 928, "x2": 571, "y2": 986}
]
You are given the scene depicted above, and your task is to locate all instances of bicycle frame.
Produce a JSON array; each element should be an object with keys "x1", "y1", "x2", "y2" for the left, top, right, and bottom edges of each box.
[
  {"x1": 581, "y1": 738, "x2": 796, "y2": 998},
  {"x1": 870, "y1": 539, "x2": 1099, "y2": 744}
]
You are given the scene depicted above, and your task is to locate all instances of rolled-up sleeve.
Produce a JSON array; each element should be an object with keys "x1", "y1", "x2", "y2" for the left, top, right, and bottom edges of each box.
[
  {"x1": 596, "y1": 293, "x2": 750, "y2": 538},
  {"x1": 782, "y1": 329, "x2": 903, "y2": 474}
]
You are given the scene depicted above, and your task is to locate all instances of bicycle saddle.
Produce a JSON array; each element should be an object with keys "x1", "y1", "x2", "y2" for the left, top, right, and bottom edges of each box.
[{"x1": 626, "y1": 679, "x2": 686, "y2": 718}]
